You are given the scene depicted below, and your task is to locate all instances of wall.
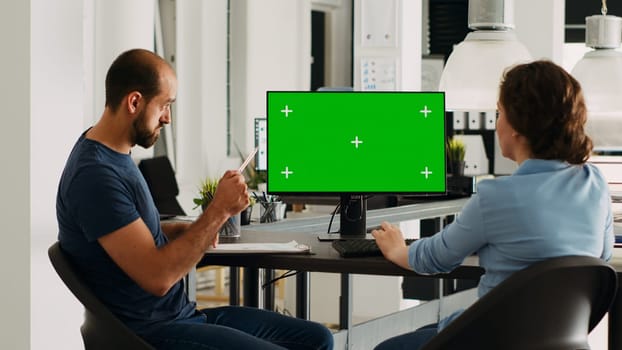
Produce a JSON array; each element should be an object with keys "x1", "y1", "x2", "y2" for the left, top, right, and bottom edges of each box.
[
  {"x1": 175, "y1": 0, "x2": 230, "y2": 201},
  {"x1": 1, "y1": 1, "x2": 31, "y2": 348},
  {"x1": 30, "y1": 0, "x2": 86, "y2": 348},
  {"x1": 230, "y1": 0, "x2": 312, "y2": 157},
  {"x1": 514, "y1": 0, "x2": 565, "y2": 63},
  {"x1": 174, "y1": 0, "x2": 313, "y2": 212},
  {"x1": 353, "y1": 0, "x2": 422, "y2": 91},
  {"x1": 94, "y1": 0, "x2": 156, "y2": 161}
]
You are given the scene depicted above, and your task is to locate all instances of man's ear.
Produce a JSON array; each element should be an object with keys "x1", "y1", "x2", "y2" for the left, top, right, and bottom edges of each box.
[{"x1": 126, "y1": 92, "x2": 143, "y2": 114}]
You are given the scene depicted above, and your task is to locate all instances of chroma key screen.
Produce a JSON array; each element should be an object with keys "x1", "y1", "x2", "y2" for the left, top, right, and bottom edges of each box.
[{"x1": 266, "y1": 91, "x2": 447, "y2": 194}]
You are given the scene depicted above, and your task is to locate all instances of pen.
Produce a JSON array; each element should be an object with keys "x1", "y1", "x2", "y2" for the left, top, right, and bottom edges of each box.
[{"x1": 238, "y1": 147, "x2": 259, "y2": 173}]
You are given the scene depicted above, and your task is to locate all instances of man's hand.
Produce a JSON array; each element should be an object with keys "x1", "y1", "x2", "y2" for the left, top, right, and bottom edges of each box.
[
  {"x1": 209, "y1": 170, "x2": 250, "y2": 217},
  {"x1": 198, "y1": 170, "x2": 248, "y2": 248},
  {"x1": 371, "y1": 221, "x2": 411, "y2": 270}
]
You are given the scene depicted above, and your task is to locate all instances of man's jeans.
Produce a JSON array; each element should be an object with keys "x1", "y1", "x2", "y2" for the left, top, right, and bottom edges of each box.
[{"x1": 139, "y1": 306, "x2": 333, "y2": 350}]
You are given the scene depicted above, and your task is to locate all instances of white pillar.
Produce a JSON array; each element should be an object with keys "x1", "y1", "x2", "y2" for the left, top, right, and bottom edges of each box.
[
  {"x1": 175, "y1": 0, "x2": 229, "y2": 211},
  {"x1": 231, "y1": 0, "x2": 312, "y2": 154},
  {"x1": 30, "y1": 0, "x2": 87, "y2": 347},
  {"x1": 1, "y1": 1, "x2": 30, "y2": 348},
  {"x1": 514, "y1": 0, "x2": 565, "y2": 63},
  {"x1": 353, "y1": 0, "x2": 422, "y2": 91}
]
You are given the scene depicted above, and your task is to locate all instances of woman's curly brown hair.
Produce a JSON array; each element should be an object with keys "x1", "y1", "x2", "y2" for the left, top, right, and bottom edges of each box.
[{"x1": 499, "y1": 60, "x2": 593, "y2": 164}]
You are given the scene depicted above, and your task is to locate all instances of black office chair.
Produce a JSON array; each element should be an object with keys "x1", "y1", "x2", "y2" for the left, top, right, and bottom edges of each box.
[
  {"x1": 421, "y1": 255, "x2": 617, "y2": 350},
  {"x1": 138, "y1": 155, "x2": 186, "y2": 217},
  {"x1": 48, "y1": 241, "x2": 155, "y2": 350}
]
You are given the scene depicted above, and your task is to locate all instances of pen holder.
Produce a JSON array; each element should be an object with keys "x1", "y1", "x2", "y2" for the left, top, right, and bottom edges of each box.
[
  {"x1": 259, "y1": 201, "x2": 286, "y2": 223},
  {"x1": 219, "y1": 213, "x2": 241, "y2": 238},
  {"x1": 240, "y1": 206, "x2": 253, "y2": 226}
]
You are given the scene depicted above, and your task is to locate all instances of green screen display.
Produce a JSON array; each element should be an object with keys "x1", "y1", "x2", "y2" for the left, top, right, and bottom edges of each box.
[{"x1": 267, "y1": 91, "x2": 446, "y2": 194}]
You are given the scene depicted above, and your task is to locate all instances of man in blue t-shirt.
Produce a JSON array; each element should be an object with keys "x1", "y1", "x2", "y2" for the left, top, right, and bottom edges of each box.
[{"x1": 56, "y1": 48, "x2": 333, "y2": 350}]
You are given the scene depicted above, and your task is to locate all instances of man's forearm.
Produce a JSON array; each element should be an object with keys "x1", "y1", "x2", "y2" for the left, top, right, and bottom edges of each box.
[
  {"x1": 156, "y1": 204, "x2": 230, "y2": 286},
  {"x1": 98, "y1": 207, "x2": 231, "y2": 297},
  {"x1": 161, "y1": 221, "x2": 191, "y2": 241}
]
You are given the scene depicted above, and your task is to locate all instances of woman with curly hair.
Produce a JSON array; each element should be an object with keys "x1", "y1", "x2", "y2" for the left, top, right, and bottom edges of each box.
[{"x1": 372, "y1": 60, "x2": 614, "y2": 350}]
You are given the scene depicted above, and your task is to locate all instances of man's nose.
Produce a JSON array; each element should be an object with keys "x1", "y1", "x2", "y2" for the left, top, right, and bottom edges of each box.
[{"x1": 161, "y1": 112, "x2": 171, "y2": 124}]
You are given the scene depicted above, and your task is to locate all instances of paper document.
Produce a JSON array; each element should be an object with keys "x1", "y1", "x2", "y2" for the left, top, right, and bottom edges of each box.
[{"x1": 206, "y1": 240, "x2": 311, "y2": 254}]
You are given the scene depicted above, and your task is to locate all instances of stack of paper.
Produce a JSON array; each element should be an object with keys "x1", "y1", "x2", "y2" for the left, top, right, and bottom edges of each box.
[{"x1": 206, "y1": 240, "x2": 310, "y2": 254}]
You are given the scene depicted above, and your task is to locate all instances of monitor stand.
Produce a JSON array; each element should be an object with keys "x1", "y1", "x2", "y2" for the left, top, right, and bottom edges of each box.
[{"x1": 317, "y1": 195, "x2": 373, "y2": 241}]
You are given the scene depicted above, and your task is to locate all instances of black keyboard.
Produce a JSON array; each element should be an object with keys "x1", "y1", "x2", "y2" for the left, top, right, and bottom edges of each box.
[{"x1": 332, "y1": 239, "x2": 417, "y2": 258}]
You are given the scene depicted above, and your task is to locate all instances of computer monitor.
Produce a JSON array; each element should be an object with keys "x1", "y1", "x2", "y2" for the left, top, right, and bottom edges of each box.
[
  {"x1": 254, "y1": 118, "x2": 267, "y2": 171},
  {"x1": 267, "y1": 91, "x2": 446, "y2": 237}
]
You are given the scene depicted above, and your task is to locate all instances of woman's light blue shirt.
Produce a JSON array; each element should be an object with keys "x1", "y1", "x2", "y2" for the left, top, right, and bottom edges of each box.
[{"x1": 407, "y1": 159, "x2": 614, "y2": 329}]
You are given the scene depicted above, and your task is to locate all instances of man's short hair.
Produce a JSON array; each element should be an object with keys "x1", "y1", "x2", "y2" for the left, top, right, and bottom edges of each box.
[{"x1": 104, "y1": 49, "x2": 165, "y2": 112}]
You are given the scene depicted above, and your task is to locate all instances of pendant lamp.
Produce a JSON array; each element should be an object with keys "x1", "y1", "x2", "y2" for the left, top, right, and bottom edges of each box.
[
  {"x1": 570, "y1": 0, "x2": 622, "y2": 150},
  {"x1": 438, "y1": 0, "x2": 532, "y2": 113}
]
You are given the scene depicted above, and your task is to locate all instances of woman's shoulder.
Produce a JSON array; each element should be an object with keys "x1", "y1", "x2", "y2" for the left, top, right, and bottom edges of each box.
[
  {"x1": 582, "y1": 162, "x2": 611, "y2": 192},
  {"x1": 474, "y1": 175, "x2": 513, "y2": 193},
  {"x1": 583, "y1": 161, "x2": 606, "y2": 177}
]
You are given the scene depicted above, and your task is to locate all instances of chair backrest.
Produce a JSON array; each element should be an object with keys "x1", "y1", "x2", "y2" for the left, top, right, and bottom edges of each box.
[
  {"x1": 138, "y1": 155, "x2": 186, "y2": 216},
  {"x1": 422, "y1": 255, "x2": 618, "y2": 350},
  {"x1": 48, "y1": 241, "x2": 155, "y2": 350}
]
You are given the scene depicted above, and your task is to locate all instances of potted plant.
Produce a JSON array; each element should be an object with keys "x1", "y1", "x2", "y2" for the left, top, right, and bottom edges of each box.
[
  {"x1": 193, "y1": 177, "x2": 219, "y2": 211},
  {"x1": 193, "y1": 178, "x2": 242, "y2": 236},
  {"x1": 447, "y1": 137, "x2": 466, "y2": 176}
]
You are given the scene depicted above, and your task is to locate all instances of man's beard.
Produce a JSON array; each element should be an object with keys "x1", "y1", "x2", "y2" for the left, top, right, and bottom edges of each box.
[{"x1": 132, "y1": 110, "x2": 160, "y2": 148}]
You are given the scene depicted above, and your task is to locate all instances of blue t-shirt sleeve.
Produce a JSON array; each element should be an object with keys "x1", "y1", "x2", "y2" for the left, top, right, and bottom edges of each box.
[
  {"x1": 408, "y1": 194, "x2": 487, "y2": 274},
  {"x1": 69, "y1": 165, "x2": 141, "y2": 242}
]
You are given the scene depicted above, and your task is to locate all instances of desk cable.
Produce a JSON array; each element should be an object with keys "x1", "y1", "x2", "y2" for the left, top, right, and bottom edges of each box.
[
  {"x1": 326, "y1": 203, "x2": 341, "y2": 234},
  {"x1": 326, "y1": 195, "x2": 374, "y2": 234},
  {"x1": 261, "y1": 270, "x2": 300, "y2": 289},
  {"x1": 261, "y1": 270, "x2": 298, "y2": 317}
]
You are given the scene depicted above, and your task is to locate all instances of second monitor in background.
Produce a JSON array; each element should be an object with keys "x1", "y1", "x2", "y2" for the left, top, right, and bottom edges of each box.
[
  {"x1": 266, "y1": 91, "x2": 447, "y2": 239},
  {"x1": 254, "y1": 118, "x2": 267, "y2": 171}
]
